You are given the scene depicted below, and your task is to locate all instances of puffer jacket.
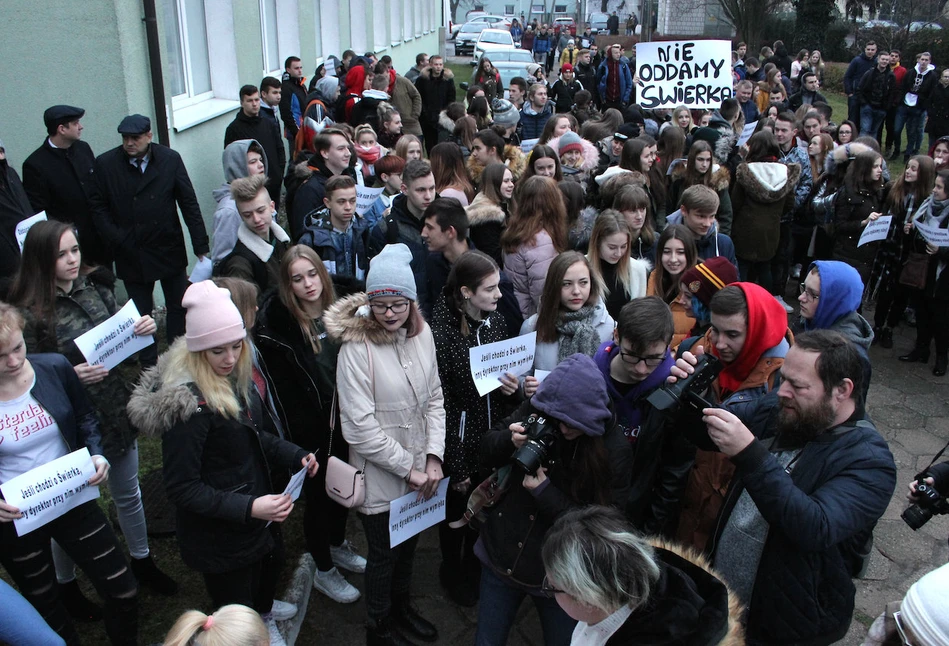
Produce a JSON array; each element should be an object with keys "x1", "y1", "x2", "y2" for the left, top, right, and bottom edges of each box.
[
  {"x1": 503, "y1": 229, "x2": 559, "y2": 318},
  {"x1": 127, "y1": 341, "x2": 308, "y2": 573},
  {"x1": 730, "y1": 161, "x2": 801, "y2": 261},
  {"x1": 519, "y1": 101, "x2": 554, "y2": 141},
  {"x1": 324, "y1": 293, "x2": 446, "y2": 514},
  {"x1": 466, "y1": 193, "x2": 507, "y2": 267},
  {"x1": 832, "y1": 183, "x2": 887, "y2": 266}
]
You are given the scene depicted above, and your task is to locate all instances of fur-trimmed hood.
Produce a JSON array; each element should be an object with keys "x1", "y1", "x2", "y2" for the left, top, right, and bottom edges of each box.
[
  {"x1": 419, "y1": 66, "x2": 454, "y2": 82},
  {"x1": 735, "y1": 161, "x2": 801, "y2": 203},
  {"x1": 548, "y1": 134, "x2": 599, "y2": 172},
  {"x1": 466, "y1": 192, "x2": 506, "y2": 226},
  {"x1": 127, "y1": 339, "x2": 204, "y2": 437},
  {"x1": 594, "y1": 166, "x2": 648, "y2": 188},
  {"x1": 670, "y1": 163, "x2": 731, "y2": 191},
  {"x1": 438, "y1": 109, "x2": 456, "y2": 132},
  {"x1": 324, "y1": 292, "x2": 401, "y2": 345},
  {"x1": 466, "y1": 144, "x2": 528, "y2": 185}
]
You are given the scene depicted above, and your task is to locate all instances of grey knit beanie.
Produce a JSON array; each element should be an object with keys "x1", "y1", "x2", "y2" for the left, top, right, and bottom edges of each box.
[
  {"x1": 492, "y1": 98, "x2": 520, "y2": 127},
  {"x1": 366, "y1": 243, "x2": 418, "y2": 301}
]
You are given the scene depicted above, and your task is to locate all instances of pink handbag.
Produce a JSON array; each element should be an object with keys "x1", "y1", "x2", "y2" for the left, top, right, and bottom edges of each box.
[{"x1": 324, "y1": 342, "x2": 371, "y2": 508}]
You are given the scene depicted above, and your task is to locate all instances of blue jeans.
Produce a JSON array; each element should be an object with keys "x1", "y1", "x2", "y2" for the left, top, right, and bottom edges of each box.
[
  {"x1": 893, "y1": 104, "x2": 927, "y2": 156},
  {"x1": 474, "y1": 565, "x2": 577, "y2": 646},
  {"x1": 0, "y1": 579, "x2": 66, "y2": 646},
  {"x1": 860, "y1": 105, "x2": 887, "y2": 137}
]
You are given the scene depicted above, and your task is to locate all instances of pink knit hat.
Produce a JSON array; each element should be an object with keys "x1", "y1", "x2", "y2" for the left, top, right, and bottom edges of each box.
[{"x1": 182, "y1": 282, "x2": 246, "y2": 352}]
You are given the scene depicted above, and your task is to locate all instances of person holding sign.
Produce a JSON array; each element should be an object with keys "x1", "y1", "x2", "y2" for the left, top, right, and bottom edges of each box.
[
  {"x1": 0, "y1": 302, "x2": 139, "y2": 645},
  {"x1": 325, "y1": 243, "x2": 445, "y2": 645},
  {"x1": 127, "y1": 281, "x2": 319, "y2": 646},
  {"x1": 8, "y1": 220, "x2": 177, "y2": 614},
  {"x1": 899, "y1": 169, "x2": 949, "y2": 376},
  {"x1": 831, "y1": 149, "x2": 887, "y2": 279}
]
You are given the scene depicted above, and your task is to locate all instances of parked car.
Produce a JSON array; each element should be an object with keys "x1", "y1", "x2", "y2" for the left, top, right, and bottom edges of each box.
[
  {"x1": 451, "y1": 14, "x2": 511, "y2": 40},
  {"x1": 473, "y1": 29, "x2": 516, "y2": 61},
  {"x1": 588, "y1": 11, "x2": 609, "y2": 32},
  {"x1": 862, "y1": 19, "x2": 900, "y2": 30},
  {"x1": 553, "y1": 16, "x2": 577, "y2": 36},
  {"x1": 909, "y1": 20, "x2": 942, "y2": 31},
  {"x1": 471, "y1": 49, "x2": 535, "y2": 88},
  {"x1": 455, "y1": 22, "x2": 491, "y2": 55}
]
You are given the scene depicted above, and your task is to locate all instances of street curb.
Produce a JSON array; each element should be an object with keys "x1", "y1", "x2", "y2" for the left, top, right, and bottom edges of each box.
[{"x1": 280, "y1": 553, "x2": 316, "y2": 645}]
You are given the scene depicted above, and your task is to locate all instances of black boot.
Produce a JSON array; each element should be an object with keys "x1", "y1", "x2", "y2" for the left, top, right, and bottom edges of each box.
[
  {"x1": 367, "y1": 616, "x2": 419, "y2": 646},
  {"x1": 871, "y1": 326, "x2": 881, "y2": 345},
  {"x1": 393, "y1": 601, "x2": 438, "y2": 642},
  {"x1": 131, "y1": 555, "x2": 178, "y2": 595},
  {"x1": 880, "y1": 328, "x2": 894, "y2": 349},
  {"x1": 899, "y1": 347, "x2": 930, "y2": 363},
  {"x1": 439, "y1": 562, "x2": 477, "y2": 607},
  {"x1": 58, "y1": 579, "x2": 102, "y2": 622},
  {"x1": 934, "y1": 354, "x2": 948, "y2": 377}
]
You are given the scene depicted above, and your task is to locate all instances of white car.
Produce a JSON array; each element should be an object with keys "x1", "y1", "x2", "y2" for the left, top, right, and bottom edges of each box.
[
  {"x1": 473, "y1": 29, "x2": 516, "y2": 62},
  {"x1": 450, "y1": 14, "x2": 511, "y2": 40},
  {"x1": 909, "y1": 21, "x2": 942, "y2": 32}
]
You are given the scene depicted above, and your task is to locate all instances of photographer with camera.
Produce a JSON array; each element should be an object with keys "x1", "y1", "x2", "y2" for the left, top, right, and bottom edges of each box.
[
  {"x1": 473, "y1": 353, "x2": 632, "y2": 646},
  {"x1": 905, "y1": 454, "x2": 949, "y2": 535},
  {"x1": 670, "y1": 330, "x2": 896, "y2": 645}
]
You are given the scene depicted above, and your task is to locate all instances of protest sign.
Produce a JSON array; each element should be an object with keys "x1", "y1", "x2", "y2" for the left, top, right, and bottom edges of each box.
[
  {"x1": 0, "y1": 449, "x2": 99, "y2": 536},
  {"x1": 737, "y1": 120, "x2": 757, "y2": 147},
  {"x1": 535, "y1": 369, "x2": 551, "y2": 382},
  {"x1": 389, "y1": 478, "x2": 449, "y2": 547},
  {"x1": 355, "y1": 186, "x2": 385, "y2": 216},
  {"x1": 635, "y1": 40, "x2": 732, "y2": 109},
  {"x1": 858, "y1": 215, "x2": 892, "y2": 247},
  {"x1": 470, "y1": 332, "x2": 537, "y2": 397},
  {"x1": 73, "y1": 301, "x2": 154, "y2": 371},
  {"x1": 15, "y1": 212, "x2": 47, "y2": 252},
  {"x1": 520, "y1": 138, "x2": 540, "y2": 154},
  {"x1": 914, "y1": 219, "x2": 949, "y2": 247}
]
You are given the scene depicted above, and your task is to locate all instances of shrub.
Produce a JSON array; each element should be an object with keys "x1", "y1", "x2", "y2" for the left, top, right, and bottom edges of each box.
[{"x1": 822, "y1": 61, "x2": 848, "y2": 93}]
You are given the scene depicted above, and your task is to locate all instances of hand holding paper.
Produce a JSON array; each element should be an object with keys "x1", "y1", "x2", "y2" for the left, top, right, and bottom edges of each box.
[{"x1": 858, "y1": 215, "x2": 892, "y2": 247}]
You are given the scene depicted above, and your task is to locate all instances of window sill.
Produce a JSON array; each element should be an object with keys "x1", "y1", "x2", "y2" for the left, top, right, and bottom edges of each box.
[{"x1": 172, "y1": 98, "x2": 240, "y2": 132}]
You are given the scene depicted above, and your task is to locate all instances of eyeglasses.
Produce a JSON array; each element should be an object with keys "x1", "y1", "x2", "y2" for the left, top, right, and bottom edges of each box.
[
  {"x1": 799, "y1": 283, "x2": 820, "y2": 301},
  {"x1": 541, "y1": 575, "x2": 566, "y2": 598},
  {"x1": 893, "y1": 611, "x2": 916, "y2": 646},
  {"x1": 369, "y1": 300, "x2": 410, "y2": 315},
  {"x1": 619, "y1": 350, "x2": 665, "y2": 367}
]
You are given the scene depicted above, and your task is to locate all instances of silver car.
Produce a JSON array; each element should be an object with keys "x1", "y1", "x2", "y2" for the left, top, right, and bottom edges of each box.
[{"x1": 471, "y1": 49, "x2": 535, "y2": 89}]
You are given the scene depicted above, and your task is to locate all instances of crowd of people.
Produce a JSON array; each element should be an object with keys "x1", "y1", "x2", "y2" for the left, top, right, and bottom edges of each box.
[{"x1": 0, "y1": 31, "x2": 947, "y2": 646}]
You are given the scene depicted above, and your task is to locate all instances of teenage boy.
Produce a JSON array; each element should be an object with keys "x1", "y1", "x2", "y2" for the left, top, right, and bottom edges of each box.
[
  {"x1": 363, "y1": 154, "x2": 406, "y2": 228},
  {"x1": 290, "y1": 127, "x2": 358, "y2": 240},
  {"x1": 519, "y1": 84, "x2": 553, "y2": 140},
  {"x1": 259, "y1": 76, "x2": 283, "y2": 129},
  {"x1": 298, "y1": 175, "x2": 370, "y2": 290},
  {"x1": 224, "y1": 85, "x2": 286, "y2": 211},
  {"x1": 666, "y1": 185, "x2": 737, "y2": 269},
  {"x1": 858, "y1": 52, "x2": 896, "y2": 137}
]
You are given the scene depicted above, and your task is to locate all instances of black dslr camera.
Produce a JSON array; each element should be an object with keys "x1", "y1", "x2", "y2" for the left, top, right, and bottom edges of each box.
[
  {"x1": 902, "y1": 477, "x2": 949, "y2": 530},
  {"x1": 647, "y1": 353, "x2": 723, "y2": 411},
  {"x1": 512, "y1": 411, "x2": 560, "y2": 474}
]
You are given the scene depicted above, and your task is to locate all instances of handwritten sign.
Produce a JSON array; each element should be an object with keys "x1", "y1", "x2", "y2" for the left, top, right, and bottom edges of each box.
[
  {"x1": 737, "y1": 120, "x2": 758, "y2": 147},
  {"x1": 858, "y1": 215, "x2": 892, "y2": 247},
  {"x1": 73, "y1": 301, "x2": 154, "y2": 371},
  {"x1": 915, "y1": 219, "x2": 949, "y2": 247},
  {"x1": 470, "y1": 332, "x2": 537, "y2": 397},
  {"x1": 389, "y1": 478, "x2": 449, "y2": 547},
  {"x1": 15, "y1": 212, "x2": 47, "y2": 252},
  {"x1": 635, "y1": 40, "x2": 732, "y2": 109},
  {"x1": 0, "y1": 449, "x2": 99, "y2": 536},
  {"x1": 356, "y1": 186, "x2": 386, "y2": 216}
]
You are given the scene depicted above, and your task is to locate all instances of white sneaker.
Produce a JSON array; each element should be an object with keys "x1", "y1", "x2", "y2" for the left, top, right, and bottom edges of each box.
[
  {"x1": 790, "y1": 263, "x2": 802, "y2": 279},
  {"x1": 313, "y1": 566, "x2": 361, "y2": 603},
  {"x1": 330, "y1": 540, "x2": 367, "y2": 573},
  {"x1": 269, "y1": 599, "x2": 297, "y2": 621},
  {"x1": 775, "y1": 295, "x2": 794, "y2": 314},
  {"x1": 261, "y1": 614, "x2": 288, "y2": 646}
]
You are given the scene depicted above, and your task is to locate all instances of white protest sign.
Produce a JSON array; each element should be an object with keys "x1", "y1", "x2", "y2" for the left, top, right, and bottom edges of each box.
[
  {"x1": 534, "y1": 369, "x2": 551, "y2": 382},
  {"x1": 267, "y1": 466, "x2": 308, "y2": 526},
  {"x1": 635, "y1": 40, "x2": 733, "y2": 109},
  {"x1": 914, "y1": 219, "x2": 949, "y2": 247},
  {"x1": 470, "y1": 332, "x2": 537, "y2": 397},
  {"x1": 189, "y1": 256, "x2": 213, "y2": 283},
  {"x1": 355, "y1": 186, "x2": 386, "y2": 216},
  {"x1": 520, "y1": 138, "x2": 540, "y2": 154},
  {"x1": 737, "y1": 120, "x2": 757, "y2": 147},
  {"x1": 858, "y1": 215, "x2": 892, "y2": 247},
  {"x1": 73, "y1": 300, "x2": 154, "y2": 371},
  {"x1": 0, "y1": 448, "x2": 99, "y2": 536},
  {"x1": 15, "y1": 212, "x2": 47, "y2": 252},
  {"x1": 389, "y1": 478, "x2": 449, "y2": 547}
]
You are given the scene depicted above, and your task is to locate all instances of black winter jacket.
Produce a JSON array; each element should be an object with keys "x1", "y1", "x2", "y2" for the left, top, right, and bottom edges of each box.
[
  {"x1": 27, "y1": 353, "x2": 104, "y2": 458},
  {"x1": 0, "y1": 159, "x2": 32, "y2": 281},
  {"x1": 289, "y1": 156, "x2": 358, "y2": 240},
  {"x1": 897, "y1": 65, "x2": 938, "y2": 110},
  {"x1": 415, "y1": 67, "x2": 457, "y2": 126},
  {"x1": 88, "y1": 144, "x2": 208, "y2": 282},
  {"x1": 368, "y1": 194, "x2": 431, "y2": 313}
]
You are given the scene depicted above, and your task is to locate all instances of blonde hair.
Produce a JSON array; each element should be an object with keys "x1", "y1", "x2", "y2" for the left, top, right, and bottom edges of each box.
[
  {"x1": 162, "y1": 337, "x2": 252, "y2": 419},
  {"x1": 0, "y1": 302, "x2": 25, "y2": 347},
  {"x1": 163, "y1": 604, "x2": 268, "y2": 646},
  {"x1": 230, "y1": 175, "x2": 270, "y2": 205},
  {"x1": 588, "y1": 210, "x2": 633, "y2": 300}
]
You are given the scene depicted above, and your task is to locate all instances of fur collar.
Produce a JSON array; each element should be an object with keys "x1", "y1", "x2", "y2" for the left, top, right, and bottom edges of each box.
[
  {"x1": 548, "y1": 134, "x2": 600, "y2": 172},
  {"x1": 670, "y1": 164, "x2": 731, "y2": 191},
  {"x1": 126, "y1": 340, "x2": 202, "y2": 436},
  {"x1": 466, "y1": 144, "x2": 528, "y2": 186},
  {"x1": 324, "y1": 292, "x2": 401, "y2": 345},
  {"x1": 438, "y1": 110, "x2": 456, "y2": 132},
  {"x1": 236, "y1": 221, "x2": 290, "y2": 262},
  {"x1": 420, "y1": 66, "x2": 454, "y2": 81},
  {"x1": 466, "y1": 192, "x2": 506, "y2": 226},
  {"x1": 735, "y1": 161, "x2": 801, "y2": 202}
]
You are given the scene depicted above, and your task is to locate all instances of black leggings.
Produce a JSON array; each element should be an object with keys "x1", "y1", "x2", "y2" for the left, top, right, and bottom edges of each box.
[
  {"x1": 438, "y1": 487, "x2": 478, "y2": 573},
  {"x1": 201, "y1": 525, "x2": 285, "y2": 614},
  {"x1": 360, "y1": 511, "x2": 420, "y2": 621},
  {"x1": 0, "y1": 500, "x2": 138, "y2": 646},
  {"x1": 303, "y1": 470, "x2": 349, "y2": 571}
]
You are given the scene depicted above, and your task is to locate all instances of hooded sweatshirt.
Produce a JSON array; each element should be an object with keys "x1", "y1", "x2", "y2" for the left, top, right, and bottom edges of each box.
[
  {"x1": 594, "y1": 341, "x2": 674, "y2": 443},
  {"x1": 665, "y1": 210, "x2": 738, "y2": 269},
  {"x1": 211, "y1": 139, "x2": 268, "y2": 262}
]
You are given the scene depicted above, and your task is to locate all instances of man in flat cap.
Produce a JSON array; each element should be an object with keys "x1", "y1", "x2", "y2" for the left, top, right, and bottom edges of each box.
[
  {"x1": 89, "y1": 114, "x2": 209, "y2": 365},
  {"x1": 22, "y1": 105, "x2": 111, "y2": 267}
]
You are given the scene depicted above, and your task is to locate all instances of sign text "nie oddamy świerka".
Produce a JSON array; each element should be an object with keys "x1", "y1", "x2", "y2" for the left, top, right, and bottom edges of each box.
[{"x1": 635, "y1": 40, "x2": 732, "y2": 109}]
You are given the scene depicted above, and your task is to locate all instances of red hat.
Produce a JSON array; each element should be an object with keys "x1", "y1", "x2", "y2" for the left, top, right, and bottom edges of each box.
[
  {"x1": 561, "y1": 63, "x2": 574, "y2": 73},
  {"x1": 680, "y1": 257, "x2": 738, "y2": 307}
]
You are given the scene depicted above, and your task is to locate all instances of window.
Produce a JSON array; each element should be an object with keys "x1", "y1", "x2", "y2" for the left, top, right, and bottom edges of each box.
[
  {"x1": 505, "y1": 5, "x2": 514, "y2": 14},
  {"x1": 313, "y1": 0, "x2": 321, "y2": 58},
  {"x1": 415, "y1": 0, "x2": 423, "y2": 36},
  {"x1": 350, "y1": 0, "x2": 368, "y2": 53},
  {"x1": 374, "y1": 0, "x2": 388, "y2": 50},
  {"x1": 320, "y1": 0, "x2": 340, "y2": 60},
  {"x1": 554, "y1": 4, "x2": 567, "y2": 12},
  {"x1": 161, "y1": 0, "x2": 212, "y2": 105},
  {"x1": 402, "y1": 0, "x2": 413, "y2": 41},
  {"x1": 262, "y1": 0, "x2": 300, "y2": 75},
  {"x1": 390, "y1": 0, "x2": 403, "y2": 45},
  {"x1": 261, "y1": 0, "x2": 280, "y2": 73}
]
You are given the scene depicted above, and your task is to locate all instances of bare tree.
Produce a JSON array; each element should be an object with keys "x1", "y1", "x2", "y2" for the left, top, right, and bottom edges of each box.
[{"x1": 715, "y1": 0, "x2": 785, "y2": 46}]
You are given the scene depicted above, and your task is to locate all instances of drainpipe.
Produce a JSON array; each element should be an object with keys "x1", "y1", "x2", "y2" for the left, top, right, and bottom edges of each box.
[{"x1": 142, "y1": 0, "x2": 171, "y2": 146}]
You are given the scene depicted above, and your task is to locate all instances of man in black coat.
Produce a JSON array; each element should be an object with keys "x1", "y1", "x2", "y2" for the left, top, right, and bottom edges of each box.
[
  {"x1": 280, "y1": 56, "x2": 308, "y2": 148},
  {"x1": 225, "y1": 85, "x2": 287, "y2": 210},
  {"x1": 23, "y1": 105, "x2": 111, "y2": 267},
  {"x1": 88, "y1": 114, "x2": 209, "y2": 365},
  {"x1": 0, "y1": 139, "x2": 32, "y2": 283},
  {"x1": 414, "y1": 56, "x2": 456, "y2": 153},
  {"x1": 787, "y1": 72, "x2": 828, "y2": 113},
  {"x1": 606, "y1": 11, "x2": 619, "y2": 35}
]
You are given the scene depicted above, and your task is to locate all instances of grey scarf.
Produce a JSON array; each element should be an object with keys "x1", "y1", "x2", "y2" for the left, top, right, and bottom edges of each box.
[{"x1": 556, "y1": 305, "x2": 601, "y2": 362}]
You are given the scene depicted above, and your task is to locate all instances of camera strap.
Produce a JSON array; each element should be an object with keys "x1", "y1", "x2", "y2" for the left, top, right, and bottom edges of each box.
[
  {"x1": 919, "y1": 439, "x2": 949, "y2": 476},
  {"x1": 449, "y1": 465, "x2": 513, "y2": 529}
]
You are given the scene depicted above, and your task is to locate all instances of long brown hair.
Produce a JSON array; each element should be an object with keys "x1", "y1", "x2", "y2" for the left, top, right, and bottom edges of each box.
[
  {"x1": 653, "y1": 224, "x2": 697, "y2": 303},
  {"x1": 809, "y1": 133, "x2": 834, "y2": 180},
  {"x1": 278, "y1": 246, "x2": 337, "y2": 353},
  {"x1": 479, "y1": 163, "x2": 510, "y2": 205},
  {"x1": 844, "y1": 149, "x2": 884, "y2": 194},
  {"x1": 538, "y1": 114, "x2": 577, "y2": 145},
  {"x1": 430, "y1": 142, "x2": 474, "y2": 201},
  {"x1": 9, "y1": 220, "x2": 83, "y2": 327},
  {"x1": 522, "y1": 145, "x2": 564, "y2": 182},
  {"x1": 587, "y1": 210, "x2": 633, "y2": 299},
  {"x1": 612, "y1": 185, "x2": 656, "y2": 246},
  {"x1": 579, "y1": 108, "x2": 624, "y2": 143},
  {"x1": 682, "y1": 140, "x2": 714, "y2": 189},
  {"x1": 443, "y1": 250, "x2": 499, "y2": 337},
  {"x1": 535, "y1": 251, "x2": 600, "y2": 342},
  {"x1": 656, "y1": 126, "x2": 686, "y2": 176},
  {"x1": 887, "y1": 155, "x2": 935, "y2": 213},
  {"x1": 501, "y1": 176, "x2": 568, "y2": 253}
]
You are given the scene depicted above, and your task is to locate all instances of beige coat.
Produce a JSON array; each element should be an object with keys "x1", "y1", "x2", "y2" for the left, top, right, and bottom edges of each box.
[{"x1": 325, "y1": 293, "x2": 446, "y2": 515}]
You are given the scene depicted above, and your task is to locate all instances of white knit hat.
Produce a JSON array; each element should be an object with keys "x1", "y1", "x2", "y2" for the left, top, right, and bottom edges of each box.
[{"x1": 901, "y1": 563, "x2": 949, "y2": 644}]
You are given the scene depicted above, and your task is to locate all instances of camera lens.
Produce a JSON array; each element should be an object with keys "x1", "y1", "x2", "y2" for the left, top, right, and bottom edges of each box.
[
  {"x1": 901, "y1": 504, "x2": 933, "y2": 531},
  {"x1": 513, "y1": 441, "x2": 546, "y2": 474}
]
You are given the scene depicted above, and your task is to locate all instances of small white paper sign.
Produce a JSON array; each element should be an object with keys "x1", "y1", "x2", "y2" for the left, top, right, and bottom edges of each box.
[
  {"x1": 189, "y1": 256, "x2": 213, "y2": 283},
  {"x1": 915, "y1": 219, "x2": 949, "y2": 247},
  {"x1": 534, "y1": 369, "x2": 551, "y2": 382},
  {"x1": 0, "y1": 448, "x2": 99, "y2": 536},
  {"x1": 267, "y1": 466, "x2": 308, "y2": 526},
  {"x1": 520, "y1": 138, "x2": 540, "y2": 154},
  {"x1": 858, "y1": 215, "x2": 892, "y2": 247},
  {"x1": 16, "y1": 212, "x2": 47, "y2": 252},
  {"x1": 470, "y1": 332, "x2": 537, "y2": 397},
  {"x1": 356, "y1": 186, "x2": 386, "y2": 216},
  {"x1": 388, "y1": 478, "x2": 449, "y2": 547},
  {"x1": 737, "y1": 120, "x2": 757, "y2": 147},
  {"x1": 73, "y1": 301, "x2": 154, "y2": 371}
]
